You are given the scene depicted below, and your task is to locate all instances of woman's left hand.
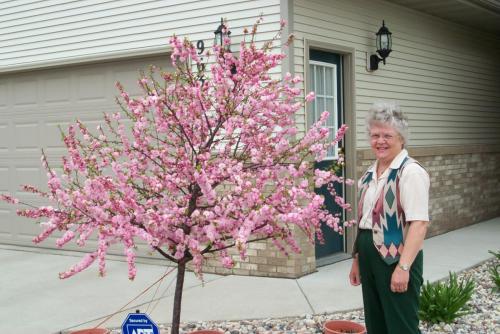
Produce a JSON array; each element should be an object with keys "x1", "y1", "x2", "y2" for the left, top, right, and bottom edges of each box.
[
  {"x1": 390, "y1": 220, "x2": 428, "y2": 293},
  {"x1": 391, "y1": 267, "x2": 410, "y2": 293}
]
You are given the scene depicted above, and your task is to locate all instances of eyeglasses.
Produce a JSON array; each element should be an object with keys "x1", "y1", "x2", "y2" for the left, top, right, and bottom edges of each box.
[{"x1": 370, "y1": 133, "x2": 398, "y2": 141}]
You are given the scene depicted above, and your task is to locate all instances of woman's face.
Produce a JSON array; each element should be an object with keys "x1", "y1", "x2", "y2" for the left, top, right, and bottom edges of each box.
[{"x1": 369, "y1": 122, "x2": 404, "y2": 164}]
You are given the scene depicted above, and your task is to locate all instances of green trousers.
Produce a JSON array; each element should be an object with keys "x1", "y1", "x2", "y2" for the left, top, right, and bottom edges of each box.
[{"x1": 357, "y1": 229, "x2": 423, "y2": 334}]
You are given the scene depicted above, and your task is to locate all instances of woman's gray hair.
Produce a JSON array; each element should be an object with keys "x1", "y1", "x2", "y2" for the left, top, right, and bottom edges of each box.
[{"x1": 366, "y1": 100, "x2": 409, "y2": 145}]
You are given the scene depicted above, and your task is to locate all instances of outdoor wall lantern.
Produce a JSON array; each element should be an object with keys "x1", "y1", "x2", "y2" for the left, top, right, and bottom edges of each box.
[
  {"x1": 213, "y1": 17, "x2": 237, "y2": 75},
  {"x1": 369, "y1": 20, "x2": 392, "y2": 71},
  {"x1": 214, "y1": 18, "x2": 231, "y2": 52},
  {"x1": 196, "y1": 18, "x2": 236, "y2": 84}
]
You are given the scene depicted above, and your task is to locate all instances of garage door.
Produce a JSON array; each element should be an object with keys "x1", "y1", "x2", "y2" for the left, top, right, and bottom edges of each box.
[{"x1": 0, "y1": 55, "x2": 172, "y2": 255}]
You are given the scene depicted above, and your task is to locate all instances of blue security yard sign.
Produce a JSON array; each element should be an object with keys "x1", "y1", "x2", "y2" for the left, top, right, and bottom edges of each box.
[{"x1": 121, "y1": 312, "x2": 159, "y2": 334}]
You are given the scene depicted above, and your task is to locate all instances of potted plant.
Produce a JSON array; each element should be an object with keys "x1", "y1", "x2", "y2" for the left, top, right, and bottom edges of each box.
[
  {"x1": 70, "y1": 329, "x2": 109, "y2": 334},
  {"x1": 323, "y1": 320, "x2": 366, "y2": 334},
  {"x1": 1, "y1": 18, "x2": 352, "y2": 334}
]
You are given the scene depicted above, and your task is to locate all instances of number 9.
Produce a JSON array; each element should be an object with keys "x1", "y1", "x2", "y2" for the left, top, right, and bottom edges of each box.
[{"x1": 196, "y1": 40, "x2": 205, "y2": 55}]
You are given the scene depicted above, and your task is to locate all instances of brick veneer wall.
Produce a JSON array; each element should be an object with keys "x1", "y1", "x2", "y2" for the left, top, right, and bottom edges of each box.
[
  {"x1": 356, "y1": 145, "x2": 500, "y2": 237},
  {"x1": 193, "y1": 225, "x2": 315, "y2": 278}
]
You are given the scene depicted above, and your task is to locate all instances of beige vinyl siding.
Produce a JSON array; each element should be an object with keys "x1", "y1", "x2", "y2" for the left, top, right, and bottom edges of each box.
[
  {"x1": 293, "y1": 0, "x2": 500, "y2": 148},
  {"x1": 0, "y1": 0, "x2": 281, "y2": 72}
]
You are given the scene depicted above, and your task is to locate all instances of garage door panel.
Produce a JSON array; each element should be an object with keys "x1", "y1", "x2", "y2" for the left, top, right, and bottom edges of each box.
[
  {"x1": 112, "y1": 57, "x2": 171, "y2": 96},
  {"x1": 44, "y1": 76, "x2": 71, "y2": 103},
  {"x1": 14, "y1": 215, "x2": 41, "y2": 242},
  {"x1": 43, "y1": 152, "x2": 67, "y2": 168},
  {"x1": 1, "y1": 54, "x2": 173, "y2": 252},
  {"x1": 0, "y1": 167, "x2": 8, "y2": 192},
  {"x1": 0, "y1": 123, "x2": 9, "y2": 152},
  {"x1": 0, "y1": 83, "x2": 7, "y2": 106},
  {"x1": 0, "y1": 209, "x2": 13, "y2": 239},
  {"x1": 77, "y1": 72, "x2": 108, "y2": 102},
  {"x1": 13, "y1": 79, "x2": 38, "y2": 106},
  {"x1": 113, "y1": 69, "x2": 143, "y2": 96},
  {"x1": 14, "y1": 166, "x2": 43, "y2": 193},
  {"x1": 14, "y1": 122, "x2": 41, "y2": 151},
  {"x1": 44, "y1": 121, "x2": 71, "y2": 149}
]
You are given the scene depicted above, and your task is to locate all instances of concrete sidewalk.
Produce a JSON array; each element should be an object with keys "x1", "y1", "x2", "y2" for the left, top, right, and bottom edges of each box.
[{"x1": 1, "y1": 218, "x2": 498, "y2": 334}]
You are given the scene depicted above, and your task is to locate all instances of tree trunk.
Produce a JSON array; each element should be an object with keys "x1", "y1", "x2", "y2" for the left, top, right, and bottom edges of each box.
[{"x1": 171, "y1": 261, "x2": 186, "y2": 334}]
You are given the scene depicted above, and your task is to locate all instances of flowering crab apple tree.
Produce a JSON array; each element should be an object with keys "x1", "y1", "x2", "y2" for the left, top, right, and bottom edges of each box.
[{"x1": 1, "y1": 20, "x2": 353, "y2": 334}]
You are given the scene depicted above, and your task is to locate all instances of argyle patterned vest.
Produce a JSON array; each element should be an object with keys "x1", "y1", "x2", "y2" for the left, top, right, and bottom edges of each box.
[{"x1": 358, "y1": 156, "x2": 416, "y2": 265}]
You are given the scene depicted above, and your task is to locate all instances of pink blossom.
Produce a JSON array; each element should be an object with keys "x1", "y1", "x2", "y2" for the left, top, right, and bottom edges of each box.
[
  {"x1": 97, "y1": 239, "x2": 108, "y2": 277},
  {"x1": 345, "y1": 178, "x2": 355, "y2": 186},
  {"x1": 56, "y1": 230, "x2": 75, "y2": 248},
  {"x1": 32, "y1": 221, "x2": 58, "y2": 244},
  {"x1": 59, "y1": 252, "x2": 97, "y2": 279},
  {"x1": 221, "y1": 256, "x2": 234, "y2": 268},
  {"x1": 0, "y1": 194, "x2": 18, "y2": 204},
  {"x1": 305, "y1": 92, "x2": 316, "y2": 102},
  {"x1": 125, "y1": 247, "x2": 137, "y2": 280}
]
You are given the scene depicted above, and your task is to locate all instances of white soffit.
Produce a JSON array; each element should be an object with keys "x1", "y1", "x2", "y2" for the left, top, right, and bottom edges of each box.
[{"x1": 384, "y1": 0, "x2": 500, "y2": 34}]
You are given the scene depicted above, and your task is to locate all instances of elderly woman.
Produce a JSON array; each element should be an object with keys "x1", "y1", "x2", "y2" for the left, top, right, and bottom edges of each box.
[{"x1": 349, "y1": 101, "x2": 430, "y2": 334}]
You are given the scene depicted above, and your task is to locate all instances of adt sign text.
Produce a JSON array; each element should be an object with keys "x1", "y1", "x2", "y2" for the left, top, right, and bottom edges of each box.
[{"x1": 122, "y1": 313, "x2": 159, "y2": 334}]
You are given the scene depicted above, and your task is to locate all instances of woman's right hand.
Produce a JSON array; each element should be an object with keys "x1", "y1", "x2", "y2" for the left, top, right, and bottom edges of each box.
[{"x1": 349, "y1": 257, "x2": 361, "y2": 286}]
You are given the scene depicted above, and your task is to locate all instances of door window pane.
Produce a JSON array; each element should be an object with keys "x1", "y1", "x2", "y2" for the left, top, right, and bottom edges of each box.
[
  {"x1": 325, "y1": 67, "x2": 333, "y2": 96},
  {"x1": 326, "y1": 98, "x2": 335, "y2": 127},
  {"x1": 316, "y1": 66, "x2": 324, "y2": 95},
  {"x1": 318, "y1": 97, "x2": 325, "y2": 118},
  {"x1": 308, "y1": 99, "x2": 316, "y2": 126},
  {"x1": 308, "y1": 61, "x2": 338, "y2": 160},
  {"x1": 327, "y1": 131, "x2": 335, "y2": 157}
]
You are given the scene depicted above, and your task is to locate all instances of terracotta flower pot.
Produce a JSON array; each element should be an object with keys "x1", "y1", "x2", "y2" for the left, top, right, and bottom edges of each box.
[
  {"x1": 189, "y1": 331, "x2": 224, "y2": 334},
  {"x1": 70, "y1": 329, "x2": 109, "y2": 334},
  {"x1": 323, "y1": 320, "x2": 366, "y2": 334}
]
